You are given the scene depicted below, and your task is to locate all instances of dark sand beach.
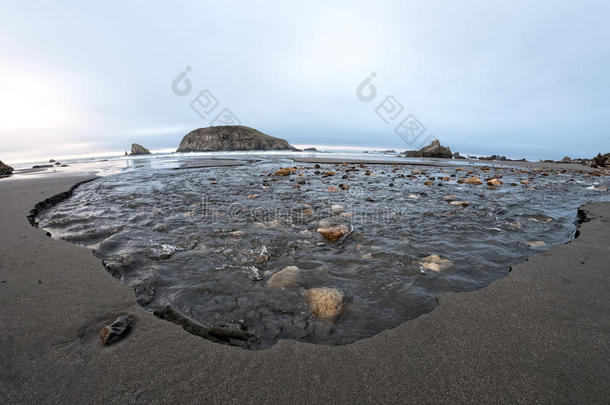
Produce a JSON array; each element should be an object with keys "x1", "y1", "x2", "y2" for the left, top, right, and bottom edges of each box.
[{"x1": 1, "y1": 165, "x2": 609, "y2": 403}]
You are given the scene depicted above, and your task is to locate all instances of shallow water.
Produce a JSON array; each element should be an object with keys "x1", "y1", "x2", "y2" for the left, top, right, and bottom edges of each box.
[{"x1": 35, "y1": 157, "x2": 609, "y2": 349}]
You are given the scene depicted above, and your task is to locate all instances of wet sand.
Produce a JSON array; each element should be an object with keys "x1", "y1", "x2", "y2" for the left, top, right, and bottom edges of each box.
[{"x1": 1, "y1": 171, "x2": 609, "y2": 403}]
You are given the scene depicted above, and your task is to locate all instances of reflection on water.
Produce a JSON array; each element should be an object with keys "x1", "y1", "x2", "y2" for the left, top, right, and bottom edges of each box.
[{"x1": 36, "y1": 157, "x2": 609, "y2": 349}]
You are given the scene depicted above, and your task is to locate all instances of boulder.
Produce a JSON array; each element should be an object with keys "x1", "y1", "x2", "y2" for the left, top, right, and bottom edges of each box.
[
  {"x1": 177, "y1": 125, "x2": 298, "y2": 152},
  {"x1": 403, "y1": 140, "x2": 452, "y2": 159},
  {"x1": 305, "y1": 287, "x2": 344, "y2": 320},
  {"x1": 487, "y1": 178, "x2": 502, "y2": 187},
  {"x1": 99, "y1": 315, "x2": 132, "y2": 345},
  {"x1": 267, "y1": 266, "x2": 301, "y2": 289},
  {"x1": 0, "y1": 161, "x2": 14, "y2": 176},
  {"x1": 130, "y1": 143, "x2": 151, "y2": 155}
]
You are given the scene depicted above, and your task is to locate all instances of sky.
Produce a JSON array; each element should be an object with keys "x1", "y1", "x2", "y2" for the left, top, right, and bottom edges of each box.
[{"x1": 1, "y1": 0, "x2": 609, "y2": 162}]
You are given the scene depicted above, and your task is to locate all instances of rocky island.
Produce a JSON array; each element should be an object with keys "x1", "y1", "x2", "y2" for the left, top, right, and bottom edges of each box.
[
  {"x1": 130, "y1": 143, "x2": 151, "y2": 155},
  {"x1": 176, "y1": 126, "x2": 298, "y2": 152},
  {"x1": 403, "y1": 139, "x2": 452, "y2": 158}
]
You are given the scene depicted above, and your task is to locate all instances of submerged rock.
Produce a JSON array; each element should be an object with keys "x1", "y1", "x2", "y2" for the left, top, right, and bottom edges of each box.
[
  {"x1": 529, "y1": 215, "x2": 553, "y2": 223},
  {"x1": 316, "y1": 225, "x2": 349, "y2": 242},
  {"x1": 130, "y1": 143, "x2": 151, "y2": 155},
  {"x1": 305, "y1": 287, "x2": 344, "y2": 320},
  {"x1": 527, "y1": 240, "x2": 547, "y2": 247},
  {"x1": 99, "y1": 315, "x2": 132, "y2": 345},
  {"x1": 419, "y1": 255, "x2": 453, "y2": 272},
  {"x1": 449, "y1": 201, "x2": 469, "y2": 208},
  {"x1": 487, "y1": 178, "x2": 503, "y2": 187},
  {"x1": 267, "y1": 266, "x2": 301, "y2": 289},
  {"x1": 177, "y1": 125, "x2": 298, "y2": 152},
  {"x1": 403, "y1": 140, "x2": 452, "y2": 158},
  {"x1": 331, "y1": 204, "x2": 345, "y2": 214},
  {"x1": 0, "y1": 161, "x2": 14, "y2": 176}
]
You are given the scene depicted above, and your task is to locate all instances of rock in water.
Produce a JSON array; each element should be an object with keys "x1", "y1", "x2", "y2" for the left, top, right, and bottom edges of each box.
[
  {"x1": 0, "y1": 161, "x2": 14, "y2": 176},
  {"x1": 419, "y1": 254, "x2": 453, "y2": 272},
  {"x1": 130, "y1": 143, "x2": 151, "y2": 155},
  {"x1": 267, "y1": 266, "x2": 301, "y2": 289},
  {"x1": 487, "y1": 178, "x2": 503, "y2": 186},
  {"x1": 331, "y1": 204, "x2": 345, "y2": 214},
  {"x1": 305, "y1": 287, "x2": 344, "y2": 320},
  {"x1": 461, "y1": 177, "x2": 483, "y2": 185},
  {"x1": 176, "y1": 126, "x2": 298, "y2": 152},
  {"x1": 403, "y1": 140, "x2": 452, "y2": 158},
  {"x1": 316, "y1": 225, "x2": 349, "y2": 242},
  {"x1": 449, "y1": 201, "x2": 469, "y2": 207},
  {"x1": 274, "y1": 167, "x2": 295, "y2": 176},
  {"x1": 99, "y1": 315, "x2": 132, "y2": 345}
]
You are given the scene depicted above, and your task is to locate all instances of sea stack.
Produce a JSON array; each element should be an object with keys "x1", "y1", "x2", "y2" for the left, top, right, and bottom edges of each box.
[
  {"x1": 130, "y1": 143, "x2": 151, "y2": 155},
  {"x1": 0, "y1": 161, "x2": 14, "y2": 176},
  {"x1": 176, "y1": 126, "x2": 299, "y2": 152},
  {"x1": 403, "y1": 140, "x2": 452, "y2": 159}
]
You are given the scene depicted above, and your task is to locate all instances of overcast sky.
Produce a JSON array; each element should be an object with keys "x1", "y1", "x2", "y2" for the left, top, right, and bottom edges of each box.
[{"x1": 1, "y1": 0, "x2": 609, "y2": 162}]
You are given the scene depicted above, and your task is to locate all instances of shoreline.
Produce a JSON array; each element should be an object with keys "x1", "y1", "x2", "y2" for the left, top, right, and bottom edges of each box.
[{"x1": 1, "y1": 172, "x2": 609, "y2": 403}]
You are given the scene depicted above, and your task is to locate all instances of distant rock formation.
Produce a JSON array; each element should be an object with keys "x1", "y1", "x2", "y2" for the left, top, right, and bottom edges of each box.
[
  {"x1": 591, "y1": 153, "x2": 609, "y2": 168},
  {"x1": 0, "y1": 161, "x2": 15, "y2": 176},
  {"x1": 130, "y1": 143, "x2": 151, "y2": 155},
  {"x1": 480, "y1": 155, "x2": 507, "y2": 161},
  {"x1": 0, "y1": 161, "x2": 14, "y2": 176},
  {"x1": 176, "y1": 126, "x2": 298, "y2": 153},
  {"x1": 303, "y1": 147, "x2": 318, "y2": 152},
  {"x1": 403, "y1": 140, "x2": 452, "y2": 158}
]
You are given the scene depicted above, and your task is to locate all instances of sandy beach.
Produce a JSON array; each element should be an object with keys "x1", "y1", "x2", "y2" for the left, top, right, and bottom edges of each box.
[{"x1": 1, "y1": 169, "x2": 609, "y2": 403}]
